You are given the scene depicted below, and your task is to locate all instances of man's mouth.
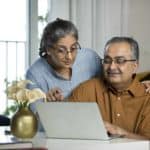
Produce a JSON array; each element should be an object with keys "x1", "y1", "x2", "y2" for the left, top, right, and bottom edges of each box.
[{"x1": 107, "y1": 71, "x2": 121, "y2": 76}]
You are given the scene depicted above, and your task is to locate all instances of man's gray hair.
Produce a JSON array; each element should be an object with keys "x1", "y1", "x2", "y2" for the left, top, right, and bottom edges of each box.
[{"x1": 104, "y1": 36, "x2": 139, "y2": 61}]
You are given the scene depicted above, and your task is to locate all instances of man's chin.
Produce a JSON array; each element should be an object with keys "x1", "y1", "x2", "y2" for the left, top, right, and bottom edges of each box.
[{"x1": 107, "y1": 78, "x2": 121, "y2": 85}]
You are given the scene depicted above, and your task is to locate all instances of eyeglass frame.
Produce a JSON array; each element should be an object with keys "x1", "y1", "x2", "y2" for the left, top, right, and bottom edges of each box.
[
  {"x1": 101, "y1": 56, "x2": 137, "y2": 65},
  {"x1": 48, "y1": 42, "x2": 81, "y2": 56}
]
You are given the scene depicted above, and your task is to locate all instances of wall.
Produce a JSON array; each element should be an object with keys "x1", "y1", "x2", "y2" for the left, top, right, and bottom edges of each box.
[
  {"x1": 125, "y1": 0, "x2": 150, "y2": 72},
  {"x1": 48, "y1": 0, "x2": 150, "y2": 72}
]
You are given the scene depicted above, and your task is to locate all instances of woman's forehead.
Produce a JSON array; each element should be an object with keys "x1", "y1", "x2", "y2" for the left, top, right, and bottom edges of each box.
[{"x1": 56, "y1": 35, "x2": 77, "y2": 45}]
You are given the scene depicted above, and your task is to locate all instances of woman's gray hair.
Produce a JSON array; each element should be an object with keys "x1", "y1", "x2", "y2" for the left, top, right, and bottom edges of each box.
[
  {"x1": 39, "y1": 18, "x2": 78, "y2": 58},
  {"x1": 104, "y1": 36, "x2": 139, "y2": 61}
]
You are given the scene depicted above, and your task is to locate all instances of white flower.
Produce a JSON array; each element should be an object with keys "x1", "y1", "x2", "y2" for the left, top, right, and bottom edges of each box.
[{"x1": 6, "y1": 80, "x2": 46, "y2": 106}]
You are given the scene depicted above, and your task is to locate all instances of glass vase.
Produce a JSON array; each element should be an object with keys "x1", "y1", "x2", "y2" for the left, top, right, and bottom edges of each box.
[{"x1": 11, "y1": 106, "x2": 38, "y2": 139}]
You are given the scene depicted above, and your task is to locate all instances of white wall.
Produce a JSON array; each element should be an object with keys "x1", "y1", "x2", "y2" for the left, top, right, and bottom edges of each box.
[
  {"x1": 125, "y1": 0, "x2": 150, "y2": 72},
  {"x1": 47, "y1": 0, "x2": 150, "y2": 72},
  {"x1": 48, "y1": 0, "x2": 70, "y2": 21}
]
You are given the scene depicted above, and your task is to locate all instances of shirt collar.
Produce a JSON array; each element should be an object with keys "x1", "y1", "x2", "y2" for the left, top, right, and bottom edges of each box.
[{"x1": 103, "y1": 74, "x2": 146, "y2": 97}]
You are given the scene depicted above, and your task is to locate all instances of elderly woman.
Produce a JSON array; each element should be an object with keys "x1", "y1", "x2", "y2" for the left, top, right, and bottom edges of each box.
[{"x1": 26, "y1": 18, "x2": 101, "y2": 110}]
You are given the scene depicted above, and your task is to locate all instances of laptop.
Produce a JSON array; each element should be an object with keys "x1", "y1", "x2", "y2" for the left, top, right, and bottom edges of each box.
[{"x1": 35, "y1": 102, "x2": 110, "y2": 140}]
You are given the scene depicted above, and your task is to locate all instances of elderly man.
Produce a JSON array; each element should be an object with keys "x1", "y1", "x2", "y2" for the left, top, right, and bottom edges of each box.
[{"x1": 68, "y1": 37, "x2": 150, "y2": 140}]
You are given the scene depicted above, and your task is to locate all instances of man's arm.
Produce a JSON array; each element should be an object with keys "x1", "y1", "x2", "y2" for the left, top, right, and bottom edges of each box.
[
  {"x1": 137, "y1": 71, "x2": 150, "y2": 81},
  {"x1": 104, "y1": 121, "x2": 149, "y2": 140},
  {"x1": 137, "y1": 72, "x2": 150, "y2": 92}
]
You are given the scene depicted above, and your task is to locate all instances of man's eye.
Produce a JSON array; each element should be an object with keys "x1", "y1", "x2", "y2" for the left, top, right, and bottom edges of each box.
[
  {"x1": 116, "y1": 58, "x2": 126, "y2": 64},
  {"x1": 103, "y1": 60, "x2": 111, "y2": 64}
]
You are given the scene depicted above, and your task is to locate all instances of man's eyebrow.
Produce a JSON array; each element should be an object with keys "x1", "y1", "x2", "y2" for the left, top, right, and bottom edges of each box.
[
  {"x1": 114, "y1": 56, "x2": 126, "y2": 58},
  {"x1": 104, "y1": 56, "x2": 126, "y2": 59},
  {"x1": 104, "y1": 55, "x2": 111, "y2": 58}
]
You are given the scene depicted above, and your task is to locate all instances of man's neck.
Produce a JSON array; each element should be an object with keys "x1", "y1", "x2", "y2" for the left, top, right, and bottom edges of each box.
[{"x1": 110, "y1": 79, "x2": 133, "y2": 92}]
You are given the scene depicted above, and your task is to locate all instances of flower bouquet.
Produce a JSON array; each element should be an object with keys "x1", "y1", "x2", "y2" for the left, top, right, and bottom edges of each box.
[
  {"x1": 6, "y1": 79, "x2": 46, "y2": 107},
  {"x1": 6, "y1": 79, "x2": 46, "y2": 138}
]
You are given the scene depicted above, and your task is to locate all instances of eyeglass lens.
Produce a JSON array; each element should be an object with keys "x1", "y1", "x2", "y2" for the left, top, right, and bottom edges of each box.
[{"x1": 102, "y1": 57, "x2": 136, "y2": 65}]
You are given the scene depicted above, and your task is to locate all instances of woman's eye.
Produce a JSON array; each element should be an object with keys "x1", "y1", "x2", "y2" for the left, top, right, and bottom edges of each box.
[
  {"x1": 57, "y1": 47, "x2": 66, "y2": 52},
  {"x1": 70, "y1": 47, "x2": 77, "y2": 51}
]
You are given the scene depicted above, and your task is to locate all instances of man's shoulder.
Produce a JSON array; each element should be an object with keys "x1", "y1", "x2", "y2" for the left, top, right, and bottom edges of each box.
[{"x1": 79, "y1": 77, "x2": 103, "y2": 88}]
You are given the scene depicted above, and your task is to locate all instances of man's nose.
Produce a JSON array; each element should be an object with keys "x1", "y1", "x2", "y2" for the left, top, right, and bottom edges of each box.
[{"x1": 109, "y1": 60, "x2": 117, "y2": 69}]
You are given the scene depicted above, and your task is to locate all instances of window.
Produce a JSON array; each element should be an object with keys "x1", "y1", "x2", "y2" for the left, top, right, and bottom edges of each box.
[
  {"x1": 38, "y1": 0, "x2": 49, "y2": 39},
  {"x1": 0, "y1": 0, "x2": 27, "y2": 113},
  {"x1": 0, "y1": 0, "x2": 49, "y2": 115}
]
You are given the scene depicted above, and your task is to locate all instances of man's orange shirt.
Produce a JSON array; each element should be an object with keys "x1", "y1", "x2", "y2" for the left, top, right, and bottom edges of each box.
[{"x1": 69, "y1": 76, "x2": 150, "y2": 139}]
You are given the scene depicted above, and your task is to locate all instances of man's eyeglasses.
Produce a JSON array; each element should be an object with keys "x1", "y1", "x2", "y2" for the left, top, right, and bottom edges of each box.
[
  {"x1": 51, "y1": 42, "x2": 81, "y2": 56},
  {"x1": 101, "y1": 57, "x2": 136, "y2": 65}
]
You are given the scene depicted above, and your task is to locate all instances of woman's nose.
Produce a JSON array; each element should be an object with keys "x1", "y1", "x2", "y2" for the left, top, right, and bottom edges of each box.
[{"x1": 65, "y1": 51, "x2": 72, "y2": 60}]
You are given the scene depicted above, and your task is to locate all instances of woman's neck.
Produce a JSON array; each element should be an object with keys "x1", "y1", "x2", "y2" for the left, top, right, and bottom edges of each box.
[
  {"x1": 56, "y1": 68, "x2": 72, "y2": 80},
  {"x1": 47, "y1": 58, "x2": 72, "y2": 80}
]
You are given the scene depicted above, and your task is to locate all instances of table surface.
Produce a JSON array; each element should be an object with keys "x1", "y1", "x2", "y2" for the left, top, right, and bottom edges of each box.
[
  {"x1": 0, "y1": 126, "x2": 149, "y2": 150},
  {"x1": 32, "y1": 132, "x2": 150, "y2": 150}
]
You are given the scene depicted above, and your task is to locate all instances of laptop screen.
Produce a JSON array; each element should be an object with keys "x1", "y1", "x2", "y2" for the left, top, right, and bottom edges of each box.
[{"x1": 35, "y1": 102, "x2": 110, "y2": 140}]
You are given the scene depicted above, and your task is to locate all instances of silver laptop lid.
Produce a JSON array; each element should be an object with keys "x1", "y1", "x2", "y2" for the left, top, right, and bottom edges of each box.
[{"x1": 35, "y1": 102, "x2": 109, "y2": 140}]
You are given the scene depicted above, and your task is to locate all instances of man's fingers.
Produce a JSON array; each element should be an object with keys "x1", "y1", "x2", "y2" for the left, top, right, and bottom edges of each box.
[
  {"x1": 146, "y1": 88, "x2": 150, "y2": 93},
  {"x1": 142, "y1": 81, "x2": 150, "y2": 93}
]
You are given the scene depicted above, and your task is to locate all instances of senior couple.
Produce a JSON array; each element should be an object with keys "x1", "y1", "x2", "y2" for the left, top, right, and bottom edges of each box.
[{"x1": 26, "y1": 19, "x2": 150, "y2": 140}]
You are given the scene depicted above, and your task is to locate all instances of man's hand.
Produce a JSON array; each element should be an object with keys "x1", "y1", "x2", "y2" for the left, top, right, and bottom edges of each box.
[
  {"x1": 46, "y1": 87, "x2": 64, "y2": 101},
  {"x1": 104, "y1": 121, "x2": 148, "y2": 140},
  {"x1": 142, "y1": 80, "x2": 150, "y2": 93},
  {"x1": 104, "y1": 121, "x2": 127, "y2": 137}
]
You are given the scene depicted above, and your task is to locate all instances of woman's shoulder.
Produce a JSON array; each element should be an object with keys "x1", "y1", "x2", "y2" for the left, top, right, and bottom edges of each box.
[
  {"x1": 26, "y1": 58, "x2": 51, "y2": 77},
  {"x1": 75, "y1": 48, "x2": 101, "y2": 66},
  {"x1": 78, "y1": 48, "x2": 100, "y2": 58},
  {"x1": 27, "y1": 58, "x2": 48, "y2": 70}
]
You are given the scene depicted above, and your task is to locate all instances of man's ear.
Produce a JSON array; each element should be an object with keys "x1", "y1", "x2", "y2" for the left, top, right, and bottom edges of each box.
[{"x1": 133, "y1": 61, "x2": 139, "y2": 74}]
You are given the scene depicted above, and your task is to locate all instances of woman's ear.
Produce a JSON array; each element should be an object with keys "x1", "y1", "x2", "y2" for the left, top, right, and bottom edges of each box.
[
  {"x1": 47, "y1": 51, "x2": 51, "y2": 55},
  {"x1": 46, "y1": 49, "x2": 51, "y2": 56}
]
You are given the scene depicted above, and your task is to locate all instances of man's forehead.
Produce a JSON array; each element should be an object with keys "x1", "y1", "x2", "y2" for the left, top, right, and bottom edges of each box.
[
  {"x1": 106, "y1": 41, "x2": 130, "y2": 49},
  {"x1": 105, "y1": 42, "x2": 131, "y2": 54}
]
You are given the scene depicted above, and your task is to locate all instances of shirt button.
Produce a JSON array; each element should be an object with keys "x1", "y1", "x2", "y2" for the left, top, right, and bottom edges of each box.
[
  {"x1": 117, "y1": 97, "x2": 121, "y2": 100},
  {"x1": 117, "y1": 113, "x2": 121, "y2": 117}
]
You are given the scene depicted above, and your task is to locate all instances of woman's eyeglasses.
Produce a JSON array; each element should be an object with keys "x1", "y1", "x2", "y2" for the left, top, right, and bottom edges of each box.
[{"x1": 50, "y1": 42, "x2": 81, "y2": 56}]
